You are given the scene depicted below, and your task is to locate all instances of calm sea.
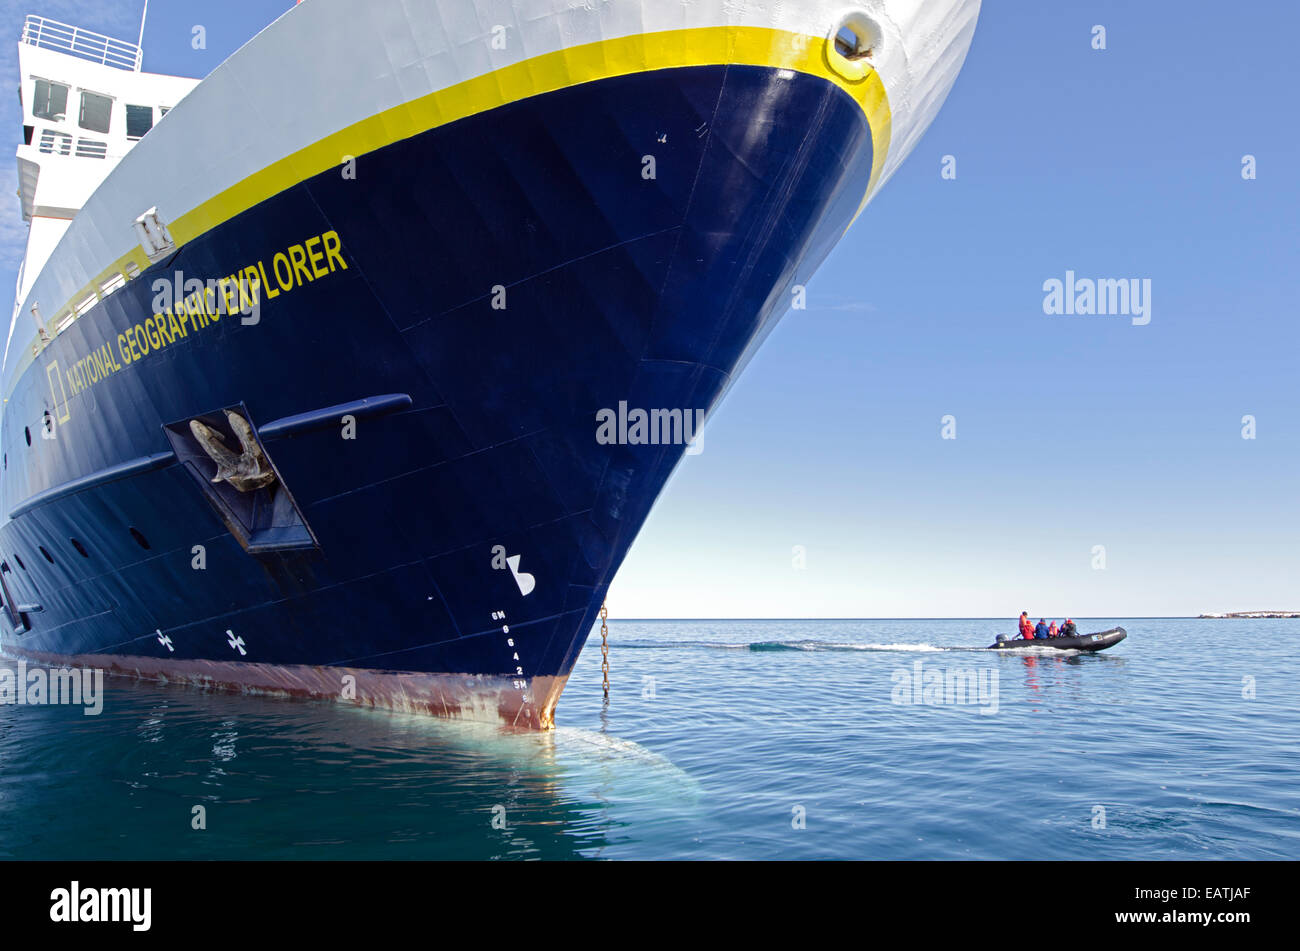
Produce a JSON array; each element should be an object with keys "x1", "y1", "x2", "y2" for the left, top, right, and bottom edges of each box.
[{"x1": 1, "y1": 618, "x2": 1295, "y2": 859}]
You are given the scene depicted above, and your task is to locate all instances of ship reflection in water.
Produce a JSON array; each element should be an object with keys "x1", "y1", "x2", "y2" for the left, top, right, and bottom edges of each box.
[{"x1": 0, "y1": 662, "x2": 699, "y2": 860}]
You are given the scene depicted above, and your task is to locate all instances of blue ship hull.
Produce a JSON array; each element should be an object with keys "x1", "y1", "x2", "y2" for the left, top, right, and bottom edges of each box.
[{"x1": 0, "y1": 64, "x2": 873, "y2": 726}]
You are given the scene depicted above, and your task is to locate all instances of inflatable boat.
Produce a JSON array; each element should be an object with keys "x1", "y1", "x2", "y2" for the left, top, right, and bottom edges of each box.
[{"x1": 988, "y1": 626, "x2": 1127, "y2": 653}]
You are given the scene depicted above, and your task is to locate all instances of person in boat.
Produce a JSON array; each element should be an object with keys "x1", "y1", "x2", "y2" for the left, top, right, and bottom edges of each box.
[
  {"x1": 1018, "y1": 612, "x2": 1035, "y2": 640},
  {"x1": 1048, "y1": 620, "x2": 1059, "y2": 638},
  {"x1": 1034, "y1": 618, "x2": 1049, "y2": 639},
  {"x1": 1060, "y1": 618, "x2": 1078, "y2": 638}
]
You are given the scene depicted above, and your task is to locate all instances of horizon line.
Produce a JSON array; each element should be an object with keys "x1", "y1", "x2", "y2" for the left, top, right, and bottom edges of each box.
[{"x1": 588, "y1": 615, "x2": 1284, "y2": 622}]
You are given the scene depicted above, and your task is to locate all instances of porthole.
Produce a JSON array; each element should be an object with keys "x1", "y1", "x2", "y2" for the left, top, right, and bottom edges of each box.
[
  {"x1": 832, "y1": 13, "x2": 882, "y2": 61},
  {"x1": 24, "y1": 427, "x2": 31, "y2": 446},
  {"x1": 129, "y1": 527, "x2": 151, "y2": 550},
  {"x1": 826, "y1": 12, "x2": 883, "y2": 82},
  {"x1": 70, "y1": 538, "x2": 89, "y2": 558},
  {"x1": 39, "y1": 545, "x2": 54, "y2": 564}
]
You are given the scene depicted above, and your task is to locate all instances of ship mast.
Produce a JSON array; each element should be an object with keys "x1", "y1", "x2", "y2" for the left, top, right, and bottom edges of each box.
[{"x1": 136, "y1": 1, "x2": 148, "y2": 70}]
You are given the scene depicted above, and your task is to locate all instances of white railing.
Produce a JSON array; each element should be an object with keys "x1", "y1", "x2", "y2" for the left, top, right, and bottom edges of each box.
[{"x1": 20, "y1": 15, "x2": 143, "y2": 71}]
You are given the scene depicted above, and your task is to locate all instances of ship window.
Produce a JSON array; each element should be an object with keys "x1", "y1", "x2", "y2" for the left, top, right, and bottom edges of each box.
[
  {"x1": 24, "y1": 427, "x2": 31, "y2": 446},
  {"x1": 124, "y1": 261, "x2": 140, "y2": 279},
  {"x1": 33, "y1": 79, "x2": 69, "y2": 121},
  {"x1": 101, "y1": 273, "x2": 126, "y2": 296},
  {"x1": 129, "y1": 527, "x2": 151, "y2": 550},
  {"x1": 39, "y1": 546, "x2": 54, "y2": 564},
  {"x1": 159, "y1": 106, "x2": 170, "y2": 117},
  {"x1": 78, "y1": 90, "x2": 112, "y2": 134},
  {"x1": 37, "y1": 128, "x2": 72, "y2": 155},
  {"x1": 125, "y1": 104, "x2": 153, "y2": 140},
  {"x1": 70, "y1": 538, "x2": 89, "y2": 558},
  {"x1": 74, "y1": 138, "x2": 108, "y2": 159},
  {"x1": 14, "y1": 555, "x2": 25, "y2": 571}
]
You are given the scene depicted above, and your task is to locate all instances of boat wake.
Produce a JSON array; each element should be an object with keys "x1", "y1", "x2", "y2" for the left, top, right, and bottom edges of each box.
[
  {"x1": 748, "y1": 640, "x2": 955, "y2": 653},
  {"x1": 607, "y1": 639, "x2": 987, "y2": 653}
]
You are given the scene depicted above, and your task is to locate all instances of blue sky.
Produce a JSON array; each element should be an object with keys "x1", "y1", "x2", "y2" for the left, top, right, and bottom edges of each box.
[{"x1": 3, "y1": 1, "x2": 1297, "y2": 618}]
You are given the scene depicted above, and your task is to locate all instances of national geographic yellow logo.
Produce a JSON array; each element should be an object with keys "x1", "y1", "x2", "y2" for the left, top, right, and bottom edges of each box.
[
  {"x1": 60, "y1": 230, "x2": 348, "y2": 406},
  {"x1": 47, "y1": 360, "x2": 69, "y2": 425}
]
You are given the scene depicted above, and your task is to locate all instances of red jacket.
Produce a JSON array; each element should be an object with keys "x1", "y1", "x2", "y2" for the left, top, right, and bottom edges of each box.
[{"x1": 1018, "y1": 616, "x2": 1034, "y2": 639}]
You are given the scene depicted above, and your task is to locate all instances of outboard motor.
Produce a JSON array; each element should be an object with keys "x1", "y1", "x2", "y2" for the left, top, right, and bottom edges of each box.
[{"x1": 995, "y1": 634, "x2": 1009, "y2": 644}]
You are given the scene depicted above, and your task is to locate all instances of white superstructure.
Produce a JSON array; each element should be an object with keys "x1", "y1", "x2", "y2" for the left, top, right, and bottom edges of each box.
[{"x1": 13, "y1": 16, "x2": 198, "y2": 340}]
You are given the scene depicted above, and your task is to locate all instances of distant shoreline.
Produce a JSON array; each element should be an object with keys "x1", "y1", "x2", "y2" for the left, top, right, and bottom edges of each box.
[{"x1": 1197, "y1": 612, "x2": 1299, "y2": 619}]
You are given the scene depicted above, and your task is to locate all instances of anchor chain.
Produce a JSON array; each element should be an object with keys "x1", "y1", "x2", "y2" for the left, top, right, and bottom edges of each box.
[{"x1": 600, "y1": 602, "x2": 609, "y2": 701}]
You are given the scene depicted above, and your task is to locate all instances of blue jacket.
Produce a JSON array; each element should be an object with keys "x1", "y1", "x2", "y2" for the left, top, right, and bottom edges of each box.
[{"x1": 1034, "y1": 621, "x2": 1049, "y2": 638}]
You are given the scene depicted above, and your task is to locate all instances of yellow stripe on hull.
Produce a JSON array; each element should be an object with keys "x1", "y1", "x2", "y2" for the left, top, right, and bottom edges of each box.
[{"x1": 174, "y1": 26, "x2": 891, "y2": 246}]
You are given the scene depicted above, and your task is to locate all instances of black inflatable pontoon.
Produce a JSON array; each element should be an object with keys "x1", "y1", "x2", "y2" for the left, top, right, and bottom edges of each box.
[{"x1": 988, "y1": 626, "x2": 1127, "y2": 653}]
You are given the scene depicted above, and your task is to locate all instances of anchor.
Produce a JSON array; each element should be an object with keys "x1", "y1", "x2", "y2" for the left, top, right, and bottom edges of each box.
[{"x1": 189, "y1": 410, "x2": 277, "y2": 492}]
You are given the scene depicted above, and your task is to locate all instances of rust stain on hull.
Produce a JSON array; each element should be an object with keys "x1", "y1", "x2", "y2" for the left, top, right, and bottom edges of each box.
[{"x1": 0, "y1": 646, "x2": 569, "y2": 731}]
